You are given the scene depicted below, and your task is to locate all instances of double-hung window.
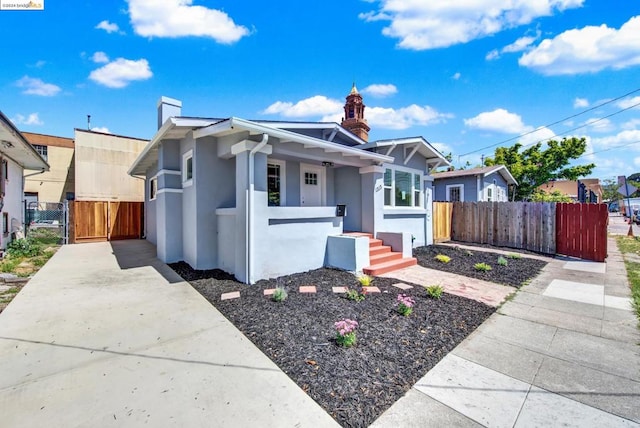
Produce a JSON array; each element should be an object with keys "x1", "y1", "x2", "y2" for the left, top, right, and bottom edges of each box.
[
  {"x1": 267, "y1": 160, "x2": 286, "y2": 206},
  {"x1": 182, "y1": 150, "x2": 193, "y2": 187},
  {"x1": 383, "y1": 167, "x2": 423, "y2": 208}
]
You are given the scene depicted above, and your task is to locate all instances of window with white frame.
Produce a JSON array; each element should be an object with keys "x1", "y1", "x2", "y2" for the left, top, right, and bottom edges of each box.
[
  {"x1": 487, "y1": 187, "x2": 493, "y2": 202},
  {"x1": 182, "y1": 150, "x2": 193, "y2": 187},
  {"x1": 383, "y1": 167, "x2": 422, "y2": 208},
  {"x1": 446, "y1": 184, "x2": 464, "y2": 202},
  {"x1": 267, "y1": 160, "x2": 286, "y2": 206},
  {"x1": 33, "y1": 144, "x2": 48, "y2": 161},
  {"x1": 149, "y1": 177, "x2": 158, "y2": 201}
]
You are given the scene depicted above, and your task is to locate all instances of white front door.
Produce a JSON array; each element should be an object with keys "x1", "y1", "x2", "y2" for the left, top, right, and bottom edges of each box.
[{"x1": 300, "y1": 164, "x2": 323, "y2": 206}]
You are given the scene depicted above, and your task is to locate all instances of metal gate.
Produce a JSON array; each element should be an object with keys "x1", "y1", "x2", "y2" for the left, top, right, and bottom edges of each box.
[{"x1": 25, "y1": 200, "x2": 69, "y2": 244}]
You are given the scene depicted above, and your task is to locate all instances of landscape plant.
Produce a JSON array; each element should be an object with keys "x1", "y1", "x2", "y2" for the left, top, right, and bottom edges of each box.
[
  {"x1": 425, "y1": 284, "x2": 444, "y2": 299},
  {"x1": 396, "y1": 294, "x2": 415, "y2": 316},
  {"x1": 497, "y1": 256, "x2": 508, "y2": 266},
  {"x1": 334, "y1": 318, "x2": 358, "y2": 347},
  {"x1": 434, "y1": 254, "x2": 451, "y2": 263},
  {"x1": 345, "y1": 288, "x2": 366, "y2": 302},
  {"x1": 474, "y1": 262, "x2": 492, "y2": 272},
  {"x1": 271, "y1": 287, "x2": 288, "y2": 302},
  {"x1": 506, "y1": 253, "x2": 522, "y2": 259},
  {"x1": 357, "y1": 274, "x2": 373, "y2": 286}
]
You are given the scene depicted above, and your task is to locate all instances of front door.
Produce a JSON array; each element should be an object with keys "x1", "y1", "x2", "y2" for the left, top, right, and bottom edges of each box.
[{"x1": 300, "y1": 164, "x2": 323, "y2": 206}]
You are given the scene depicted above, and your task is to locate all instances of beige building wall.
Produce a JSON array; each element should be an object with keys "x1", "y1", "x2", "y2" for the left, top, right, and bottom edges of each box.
[
  {"x1": 22, "y1": 132, "x2": 75, "y2": 203},
  {"x1": 74, "y1": 129, "x2": 148, "y2": 202}
]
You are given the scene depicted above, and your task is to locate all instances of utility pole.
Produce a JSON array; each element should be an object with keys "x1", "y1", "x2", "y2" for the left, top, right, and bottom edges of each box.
[{"x1": 87, "y1": 115, "x2": 91, "y2": 130}]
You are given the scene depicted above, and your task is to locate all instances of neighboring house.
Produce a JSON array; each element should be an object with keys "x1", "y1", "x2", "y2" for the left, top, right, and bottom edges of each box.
[
  {"x1": 129, "y1": 88, "x2": 450, "y2": 284},
  {"x1": 537, "y1": 179, "x2": 602, "y2": 203},
  {"x1": 433, "y1": 165, "x2": 517, "y2": 202},
  {"x1": 22, "y1": 132, "x2": 75, "y2": 204},
  {"x1": 74, "y1": 129, "x2": 147, "y2": 202},
  {"x1": 0, "y1": 111, "x2": 50, "y2": 249}
]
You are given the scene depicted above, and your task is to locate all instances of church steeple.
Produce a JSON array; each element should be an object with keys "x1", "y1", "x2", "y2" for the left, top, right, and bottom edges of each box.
[{"x1": 341, "y1": 83, "x2": 370, "y2": 141}]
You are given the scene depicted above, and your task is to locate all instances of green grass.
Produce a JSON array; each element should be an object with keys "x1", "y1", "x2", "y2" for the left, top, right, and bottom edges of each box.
[
  {"x1": 434, "y1": 254, "x2": 451, "y2": 263},
  {"x1": 474, "y1": 262, "x2": 492, "y2": 272},
  {"x1": 615, "y1": 236, "x2": 640, "y2": 323}
]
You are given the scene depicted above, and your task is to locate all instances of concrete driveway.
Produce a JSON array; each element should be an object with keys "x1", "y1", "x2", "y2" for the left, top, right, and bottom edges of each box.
[{"x1": 0, "y1": 240, "x2": 337, "y2": 428}]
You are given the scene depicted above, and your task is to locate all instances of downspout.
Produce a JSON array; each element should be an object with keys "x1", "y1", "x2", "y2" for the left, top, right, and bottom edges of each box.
[{"x1": 246, "y1": 133, "x2": 269, "y2": 284}]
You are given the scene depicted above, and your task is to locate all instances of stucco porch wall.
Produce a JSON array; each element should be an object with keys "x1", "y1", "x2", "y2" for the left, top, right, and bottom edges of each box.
[{"x1": 381, "y1": 211, "x2": 428, "y2": 248}]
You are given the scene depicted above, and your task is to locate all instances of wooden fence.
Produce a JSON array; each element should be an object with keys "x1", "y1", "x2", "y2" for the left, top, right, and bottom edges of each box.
[
  {"x1": 449, "y1": 202, "x2": 556, "y2": 254},
  {"x1": 70, "y1": 201, "x2": 143, "y2": 243},
  {"x1": 433, "y1": 202, "x2": 453, "y2": 242},
  {"x1": 433, "y1": 201, "x2": 608, "y2": 261},
  {"x1": 556, "y1": 203, "x2": 608, "y2": 262}
]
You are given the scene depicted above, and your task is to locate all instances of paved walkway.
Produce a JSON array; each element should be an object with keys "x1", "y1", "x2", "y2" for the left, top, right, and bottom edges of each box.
[
  {"x1": 372, "y1": 236, "x2": 640, "y2": 427},
  {"x1": 0, "y1": 241, "x2": 337, "y2": 428}
]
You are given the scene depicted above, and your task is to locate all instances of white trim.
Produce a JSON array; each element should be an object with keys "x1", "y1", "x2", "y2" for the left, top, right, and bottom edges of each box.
[
  {"x1": 383, "y1": 164, "x2": 424, "y2": 209},
  {"x1": 299, "y1": 163, "x2": 326, "y2": 206},
  {"x1": 446, "y1": 184, "x2": 464, "y2": 202},
  {"x1": 151, "y1": 169, "x2": 180, "y2": 180},
  {"x1": 267, "y1": 158, "x2": 287, "y2": 206},
  {"x1": 359, "y1": 165, "x2": 385, "y2": 174},
  {"x1": 157, "y1": 188, "x2": 183, "y2": 195},
  {"x1": 182, "y1": 149, "x2": 193, "y2": 188},
  {"x1": 149, "y1": 177, "x2": 158, "y2": 201}
]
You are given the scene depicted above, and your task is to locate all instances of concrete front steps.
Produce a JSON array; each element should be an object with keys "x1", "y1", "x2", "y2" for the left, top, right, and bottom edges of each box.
[{"x1": 344, "y1": 232, "x2": 417, "y2": 276}]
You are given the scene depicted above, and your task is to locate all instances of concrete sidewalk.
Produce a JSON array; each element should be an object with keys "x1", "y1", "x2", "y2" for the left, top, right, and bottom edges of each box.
[
  {"x1": 0, "y1": 241, "x2": 338, "y2": 428},
  {"x1": 373, "y1": 237, "x2": 640, "y2": 427}
]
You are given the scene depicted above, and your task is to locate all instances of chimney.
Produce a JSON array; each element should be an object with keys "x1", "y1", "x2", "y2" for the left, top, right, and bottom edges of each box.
[{"x1": 157, "y1": 96, "x2": 182, "y2": 129}]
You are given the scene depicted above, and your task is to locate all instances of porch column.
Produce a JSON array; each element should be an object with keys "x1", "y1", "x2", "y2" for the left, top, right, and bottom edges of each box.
[
  {"x1": 156, "y1": 141, "x2": 183, "y2": 263},
  {"x1": 424, "y1": 176, "x2": 434, "y2": 246},
  {"x1": 232, "y1": 140, "x2": 272, "y2": 284},
  {"x1": 360, "y1": 165, "x2": 385, "y2": 235}
]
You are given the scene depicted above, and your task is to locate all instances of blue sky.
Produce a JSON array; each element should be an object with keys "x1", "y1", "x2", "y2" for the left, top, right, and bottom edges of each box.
[{"x1": 2, "y1": 0, "x2": 640, "y2": 181}]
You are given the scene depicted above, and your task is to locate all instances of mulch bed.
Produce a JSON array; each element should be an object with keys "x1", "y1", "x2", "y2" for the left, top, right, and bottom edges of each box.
[
  {"x1": 169, "y1": 263, "x2": 495, "y2": 428},
  {"x1": 414, "y1": 245, "x2": 548, "y2": 288}
]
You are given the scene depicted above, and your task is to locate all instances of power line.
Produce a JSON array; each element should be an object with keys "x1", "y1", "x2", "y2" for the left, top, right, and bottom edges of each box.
[
  {"x1": 576, "y1": 139, "x2": 640, "y2": 160},
  {"x1": 459, "y1": 87, "x2": 640, "y2": 157}
]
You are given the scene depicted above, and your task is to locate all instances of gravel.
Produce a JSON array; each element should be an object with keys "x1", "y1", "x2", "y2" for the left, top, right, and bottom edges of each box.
[{"x1": 169, "y1": 263, "x2": 495, "y2": 428}]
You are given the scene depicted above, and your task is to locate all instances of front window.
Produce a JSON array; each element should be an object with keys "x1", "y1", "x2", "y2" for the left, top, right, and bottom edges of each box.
[
  {"x1": 383, "y1": 167, "x2": 422, "y2": 208},
  {"x1": 267, "y1": 160, "x2": 286, "y2": 206}
]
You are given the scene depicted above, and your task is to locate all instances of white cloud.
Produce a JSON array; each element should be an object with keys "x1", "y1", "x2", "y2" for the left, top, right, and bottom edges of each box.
[
  {"x1": 617, "y1": 95, "x2": 640, "y2": 110},
  {"x1": 32, "y1": 60, "x2": 46, "y2": 68},
  {"x1": 487, "y1": 32, "x2": 540, "y2": 60},
  {"x1": 95, "y1": 20, "x2": 120, "y2": 34},
  {"x1": 16, "y1": 76, "x2": 61, "y2": 96},
  {"x1": 263, "y1": 95, "x2": 452, "y2": 130},
  {"x1": 486, "y1": 49, "x2": 500, "y2": 60},
  {"x1": 431, "y1": 142, "x2": 453, "y2": 156},
  {"x1": 127, "y1": 0, "x2": 249, "y2": 44},
  {"x1": 364, "y1": 105, "x2": 453, "y2": 130},
  {"x1": 452, "y1": 72, "x2": 461, "y2": 80},
  {"x1": 89, "y1": 58, "x2": 153, "y2": 88},
  {"x1": 584, "y1": 117, "x2": 614, "y2": 133},
  {"x1": 360, "y1": 0, "x2": 583, "y2": 50},
  {"x1": 91, "y1": 127, "x2": 111, "y2": 133},
  {"x1": 573, "y1": 97, "x2": 589, "y2": 108},
  {"x1": 519, "y1": 16, "x2": 640, "y2": 75},
  {"x1": 91, "y1": 51, "x2": 109, "y2": 63},
  {"x1": 362, "y1": 84, "x2": 398, "y2": 97},
  {"x1": 622, "y1": 118, "x2": 640, "y2": 130},
  {"x1": 262, "y1": 96, "x2": 342, "y2": 118},
  {"x1": 591, "y1": 129, "x2": 640, "y2": 149},
  {"x1": 464, "y1": 108, "x2": 529, "y2": 134},
  {"x1": 11, "y1": 113, "x2": 43, "y2": 126}
]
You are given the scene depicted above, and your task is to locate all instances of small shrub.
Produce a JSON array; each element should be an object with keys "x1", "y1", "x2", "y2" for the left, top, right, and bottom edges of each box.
[
  {"x1": 335, "y1": 319, "x2": 358, "y2": 347},
  {"x1": 357, "y1": 274, "x2": 373, "y2": 287},
  {"x1": 425, "y1": 284, "x2": 444, "y2": 299},
  {"x1": 396, "y1": 294, "x2": 415, "y2": 316},
  {"x1": 0, "y1": 259, "x2": 19, "y2": 273},
  {"x1": 464, "y1": 250, "x2": 474, "y2": 256},
  {"x1": 474, "y1": 262, "x2": 492, "y2": 272},
  {"x1": 497, "y1": 256, "x2": 508, "y2": 266},
  {"x1": 7, "y1": 238, "x2": 42, "y2": 258},
  {"x1": 434, "y1": 254, "x2": 451, "y2": 263},
  {"x1": 506, "y1": 253, "x2": 522, "y2": 259},
  {"x1": 271, "y1": 287, "x2": 288, "y2": 302},
  {"x1": 345, "y1": 288, "x2": 366, "y2": 302}
]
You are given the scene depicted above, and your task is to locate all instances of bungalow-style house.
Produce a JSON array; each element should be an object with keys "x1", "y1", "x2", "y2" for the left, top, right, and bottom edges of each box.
[
  {"x1": 433, "y1": 165, "x2": 517, "y2": 202},
  {"x1": 0, "y1": 111, "x2": 50, "y2": 250},
  {"x1": 128, "y1": 87, "x2": 450, "y2": 283},
  {"x1": 537, "y1": 179, "x2": 602, "y2": 203}
]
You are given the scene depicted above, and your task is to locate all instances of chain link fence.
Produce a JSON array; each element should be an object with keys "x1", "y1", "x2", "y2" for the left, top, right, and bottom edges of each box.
[{"x1": 25, "y1": 201, "x2": 69, "y2": 244}]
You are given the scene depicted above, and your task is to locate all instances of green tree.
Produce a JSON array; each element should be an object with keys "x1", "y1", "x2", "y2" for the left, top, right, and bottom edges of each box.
[
  {"x1": 484, "y1": 137, "x2": 595, "y2": 201},
  {"x1": 530, "y1": 189, "x2": 572, "y2": 202},
  {"x1": 601, "y1": 178, "x2": 619, "y2": 202}
]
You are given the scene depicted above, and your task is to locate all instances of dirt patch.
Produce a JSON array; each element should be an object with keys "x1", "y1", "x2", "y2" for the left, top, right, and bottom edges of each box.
[
  {"x1": 170, "y1": 263, "x2": 495, "y2": 428},
  {"x1": 414, "y1": 245, "x2": 547, "y2": 288}
]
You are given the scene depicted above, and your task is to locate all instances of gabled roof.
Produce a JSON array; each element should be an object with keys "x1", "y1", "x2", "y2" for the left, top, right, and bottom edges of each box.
[
  {"x1": 129, "y1": 117, "x2": 393, "y2": 176},
  {"x1": 0, "y1": 111, "x2": 49, "y2": 171},
  {"x1": 433, "y1": 165, "x2": 518, "y2": 185},
  {"x1": 22, "y1": 131, "x2": 74, "y2": 149},
  {"x1": 359, "y1": 137, "x2": 451, "y2": 170}
]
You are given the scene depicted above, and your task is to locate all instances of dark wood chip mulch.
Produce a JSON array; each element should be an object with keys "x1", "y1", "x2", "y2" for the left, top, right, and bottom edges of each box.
[
  {"x1": 413, "y1": 244, "x2": 548, "y2": 288},
  {"x1": 169, "y1": 263, "x2": 495, "y2": 428}
]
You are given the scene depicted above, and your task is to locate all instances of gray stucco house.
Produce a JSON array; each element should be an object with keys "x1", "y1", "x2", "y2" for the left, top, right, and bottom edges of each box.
[
  {"x1": 129, "y1": 92, "x2": 450, "y2": 283},
  {"x1": 433, "y1": 165, "x2": 517, "y2": 202}
]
